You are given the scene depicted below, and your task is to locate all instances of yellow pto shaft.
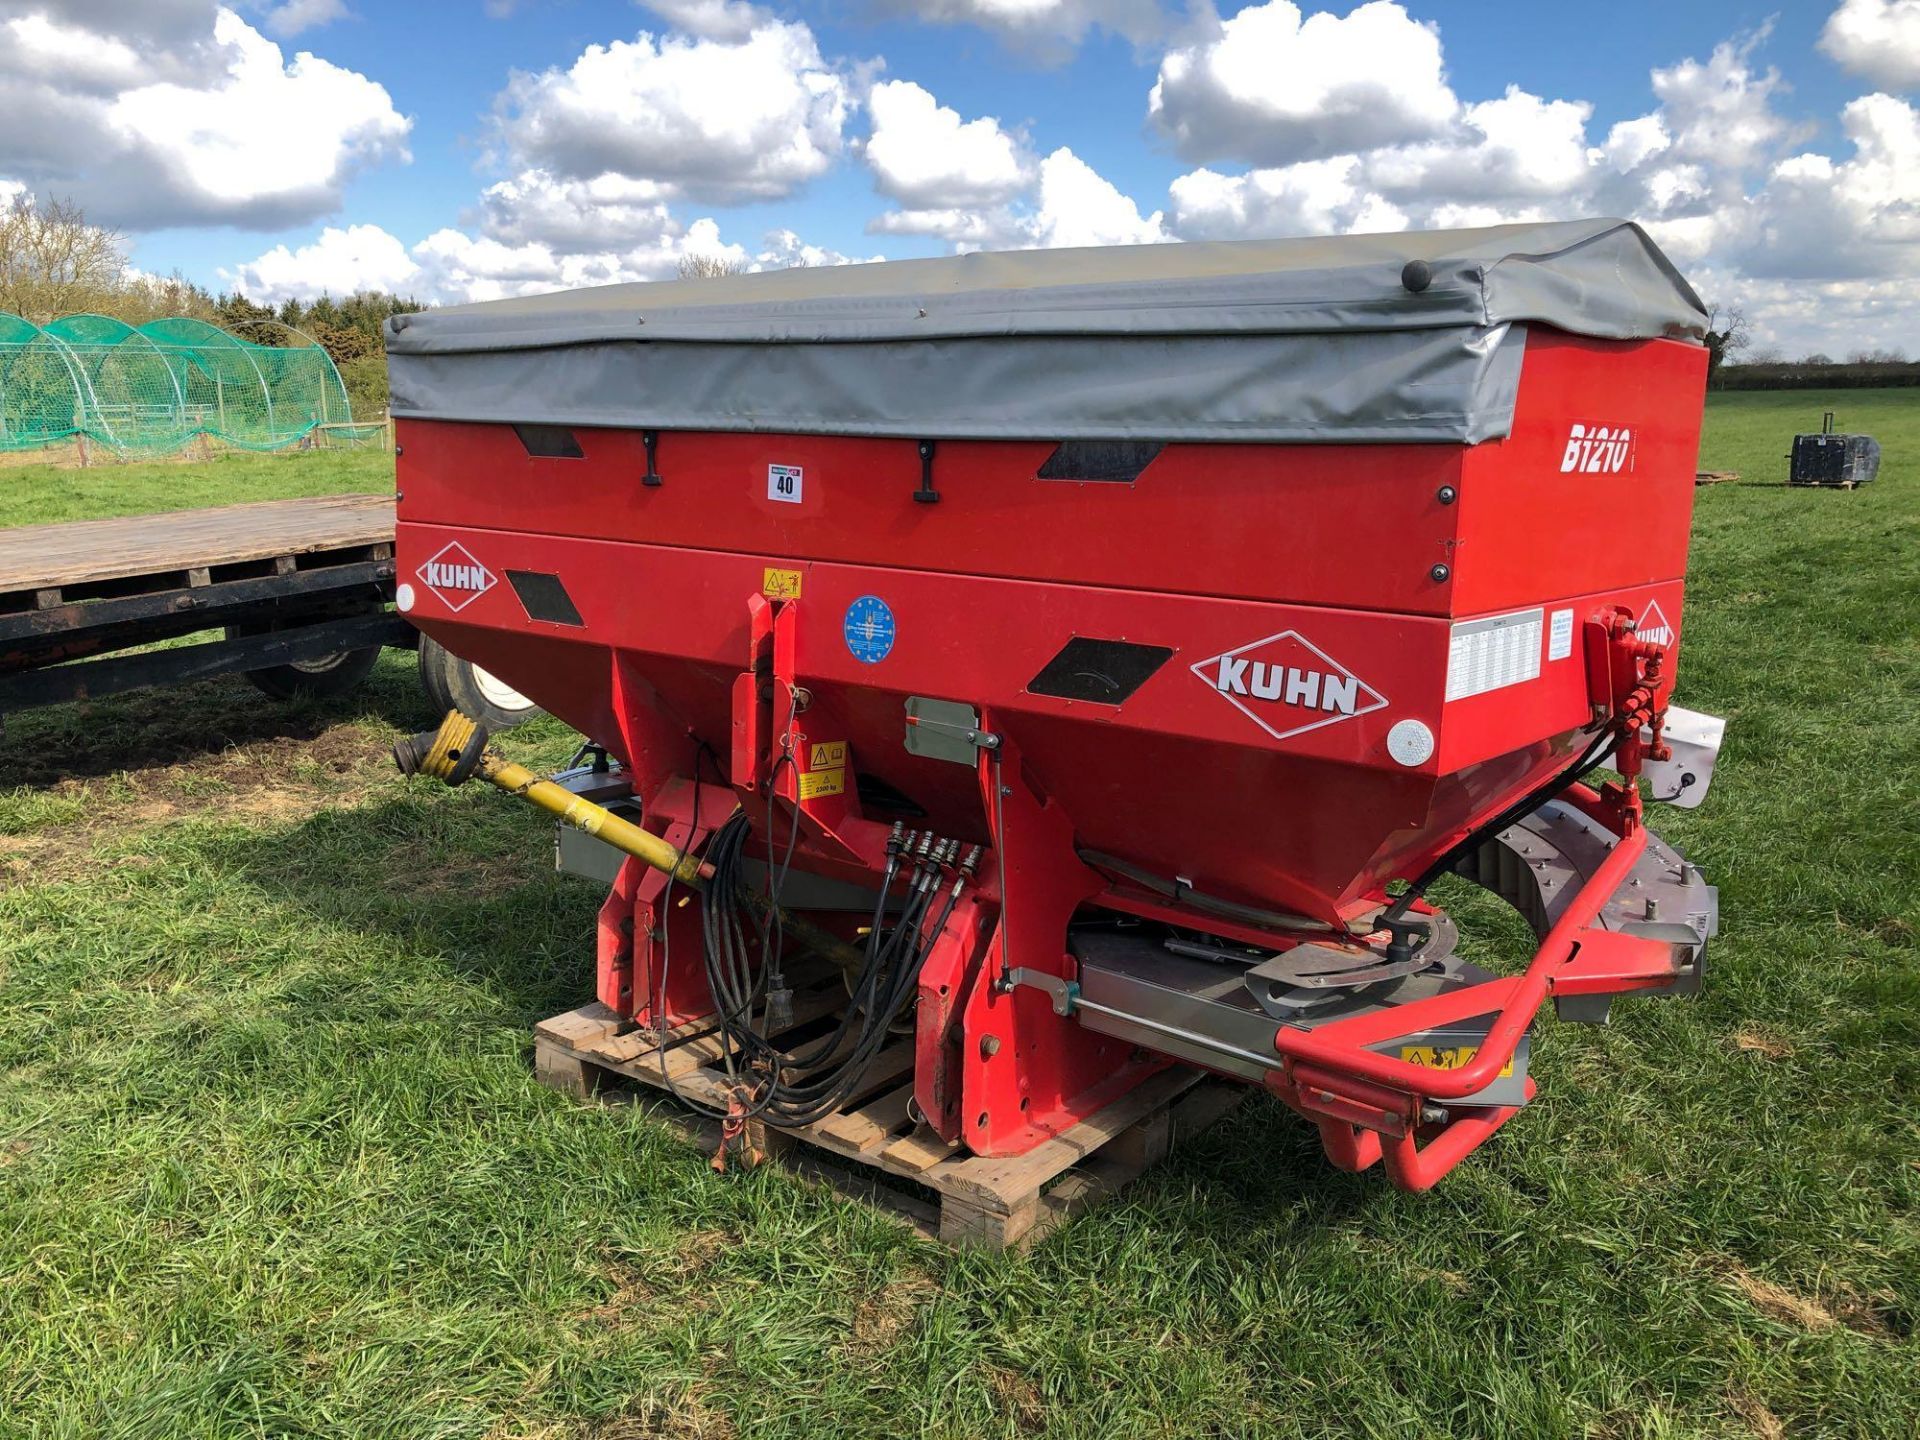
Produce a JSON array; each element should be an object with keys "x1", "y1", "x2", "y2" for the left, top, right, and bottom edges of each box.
[
  {"x1": 391, "y1": 710, "x2": 865, "y2": 973},
  {"x1": 393, "y1": 710, "x2": 711, "y2": 884}
]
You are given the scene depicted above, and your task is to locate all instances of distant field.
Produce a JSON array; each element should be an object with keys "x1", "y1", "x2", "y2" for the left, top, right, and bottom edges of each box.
[
  {"x1": 0, "y1": 447, "x2": 391, "y2": 528},
  {"x1": 0, "y1": 394, "x2": 1914, "y2": 1437}
]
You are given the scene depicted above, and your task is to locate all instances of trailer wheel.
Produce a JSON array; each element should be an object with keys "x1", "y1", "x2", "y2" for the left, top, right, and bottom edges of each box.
[
  {"x1": 226, "y1": 619, "x2": 383, "y2": 701},
  {"x1": 417, "y1": 634, "x2": 542, "y2": 730}
]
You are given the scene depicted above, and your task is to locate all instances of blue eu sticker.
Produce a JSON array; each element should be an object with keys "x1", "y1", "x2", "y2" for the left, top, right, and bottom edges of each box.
[{"x1": 843, "y1": 595, "x2": 896, "y2": 664}]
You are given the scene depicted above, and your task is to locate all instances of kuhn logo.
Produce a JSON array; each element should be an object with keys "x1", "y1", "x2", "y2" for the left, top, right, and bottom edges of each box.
[
  {"x1": 1560, "y1": 422, "x2": 1635, "y2": 474},
  {"x1": 1636, "y1": 599, "x2": 1673, "y2": 647},
  {"x1": 1193, "y1": 631, "x2": 1388, "y2": 742},
  {"x1": 417, "y1": 541, "x2": 496, "y2": 613}
]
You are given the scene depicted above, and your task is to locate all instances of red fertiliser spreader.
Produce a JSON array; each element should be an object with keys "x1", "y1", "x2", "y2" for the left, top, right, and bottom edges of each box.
[{"x1": 385, "y1": 218, "x2": 1723, "y2": 1190}]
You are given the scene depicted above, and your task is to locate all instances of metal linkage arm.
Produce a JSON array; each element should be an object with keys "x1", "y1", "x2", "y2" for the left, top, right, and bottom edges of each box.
[{"x1": 1273, "y1": 822, "x2": 1649, "y2": 1100}]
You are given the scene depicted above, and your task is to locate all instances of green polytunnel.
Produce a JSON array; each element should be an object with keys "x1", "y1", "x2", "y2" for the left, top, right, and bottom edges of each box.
[
  {"x1": 42, "y1": 314, "x2": 189, "y2": 452},
  {"x1": 0, "y1": 313, "x2": 90, "y2": 448},
  {"x1": 0, "y1": 311, "x2": 362, "y2": 456},
  {"x1": 138, "y1": 317, "x2": 353, "y2": 451}
]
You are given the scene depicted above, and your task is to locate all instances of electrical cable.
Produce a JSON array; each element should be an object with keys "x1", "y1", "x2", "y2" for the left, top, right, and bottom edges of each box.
[{"x1": 1379, "y1": 726, "x2": 1619, "y2": 928}]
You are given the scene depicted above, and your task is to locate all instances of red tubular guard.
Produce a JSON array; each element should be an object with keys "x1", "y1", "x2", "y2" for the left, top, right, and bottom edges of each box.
[
  {"x1": 1272, "y1": 786, "x2": 1652, "y2": 1188},
  {"x1": 1274, "y1": 820, "x2": 1646, "y2": 1098},
  {"x1": 1315, "y1": 1080, "x2": 1536, "y2": 1192}
]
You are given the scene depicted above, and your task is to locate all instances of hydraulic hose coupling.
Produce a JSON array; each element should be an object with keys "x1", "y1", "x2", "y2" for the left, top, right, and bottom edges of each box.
[
  {"x1": 960, "y1": 844, "x2": 983, "y2": 880},
  {"x1": 393, "y1": 710, "x2": 492, "y2": 786}
]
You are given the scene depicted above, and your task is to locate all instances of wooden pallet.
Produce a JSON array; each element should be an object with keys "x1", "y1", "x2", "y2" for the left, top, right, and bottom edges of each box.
[
  {"x1": 1695, "y1": 469, "x2": 1739, "y2": 485},
  {"x1": 533, "y1": 981, "x2": 1246, "y2": 1250}
]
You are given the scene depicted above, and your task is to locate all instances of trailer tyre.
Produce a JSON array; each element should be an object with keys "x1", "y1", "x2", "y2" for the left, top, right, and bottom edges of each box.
[
  {"x1": 417, "y1": 635, "x2": 542, "y2": 730},
  {"x1": 226, "y1": 619, "x2": 383, "y2": 701}
]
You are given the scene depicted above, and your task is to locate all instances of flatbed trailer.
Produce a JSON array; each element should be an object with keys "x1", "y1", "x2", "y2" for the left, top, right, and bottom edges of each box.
[{"x1": 0, "y1": 494, "x2": 534, "y2": 728}]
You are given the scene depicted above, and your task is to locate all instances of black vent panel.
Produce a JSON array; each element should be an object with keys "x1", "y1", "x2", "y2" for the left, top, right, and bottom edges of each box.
[
  {"x1": 1027, "y1": 637, "x2": 1174, "y2": 705},
  {"x1": 506, "y1": 569, "x2": 585, "y2": 627},
  {"x1": 513, "y1": 424, "x2": 584, "y2": 459},
  {"x1": 1037, "y1": 440, "x2": 1163, "y2": 483}
]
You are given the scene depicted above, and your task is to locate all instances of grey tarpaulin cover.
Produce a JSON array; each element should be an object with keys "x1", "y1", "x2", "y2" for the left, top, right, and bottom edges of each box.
[{"x1": 386, "y1": 218, "x2": 1705, "y2": 445}]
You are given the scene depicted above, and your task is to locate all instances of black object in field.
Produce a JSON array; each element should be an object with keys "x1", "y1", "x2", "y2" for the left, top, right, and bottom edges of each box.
[{"x1": 1790, "y1": 412, "x2": 1880, "y2": 488}]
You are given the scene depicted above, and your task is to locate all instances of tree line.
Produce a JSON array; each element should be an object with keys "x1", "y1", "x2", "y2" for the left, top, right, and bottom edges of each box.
[{"x1": 2, "y1": 194, "x2": 423, "y2": 416}]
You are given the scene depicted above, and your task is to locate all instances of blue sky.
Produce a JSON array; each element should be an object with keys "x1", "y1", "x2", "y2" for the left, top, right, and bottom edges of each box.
[{"x1": 3, "y1": 1, "x2": 1916, "y2": 355}]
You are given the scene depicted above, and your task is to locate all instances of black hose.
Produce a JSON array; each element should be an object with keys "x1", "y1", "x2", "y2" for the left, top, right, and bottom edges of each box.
[
  {"x1": 689, "y1": 811, "x2": 959, "y2": 1128},
  {"x1": 1380, "y1": 728, "x2": 1618, "y2": 928}
]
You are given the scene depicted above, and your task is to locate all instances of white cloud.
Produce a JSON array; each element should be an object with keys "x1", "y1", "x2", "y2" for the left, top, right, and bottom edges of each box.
[
  {"x1": 256, "y1": 0, "x2": 349, "y2": 38},
  {"x1": 1597, "y1": 114, "x2": 1671, "y2": 174},
  {"x1": 864, "y1": 80, "x2": 1030, "y2": 208},
  {"x1": 224, "y1": 222, "x2": 418, "y2": 301},
  {"x1": 0, "y1": 6, "x2": 408, "y2": 230},
  {"x1": 1149, "y1": 1, "x2": 1457, "y2": 165},
  {"x1": 866, "y1": 145, "x2": 1164, "y2": 250},
  {"x1": 1820, "y1": 0, "x2": 1920, "y2": 91},
  {"x1": 1153, "y1": 22, "x2": 1806, "y2": 244},
  {"x1": 1025, "y1": 147, "x2": 1168, "y2": 247},
  {"x1": 476, "y1": 168, "x2": 677, "y2": 251},
  {"x1": 1740, "y1": 92, "x2": 1920, "y2": 280},
  {"x1": 1144, "y1": 15, "x2": 1920, "y2": 354},
  {"x1": 1165, "y1": 85, "x2": 1593, "y2": 241},
  {"x1": 4, "y1": 11, "x2": 153, "y2": 91},
  {"x1": 1366, "y1": 87, "x2": 1593, "y2": 201},
  {"x1": 875, "y1": 0, "x2": 1167, "y2": 52},
  {"x1": 402, "y1": 215, "x2": 881, "y2": 303},
  {"x1": 1649, "y1": 32, "x2": 1795, "y2": 175},
  {"x1": 228, "y1": 211, "x2": 874, "y2": 305},
  {"x1": 408, "y1": 228, "x2": 660, "y2": 304},
  {"x1": 756, "y1": 228, "x2": 884, "y2": 269},
  {"x1": 868, "y1": 206, "x2": 1020, "y2": 247},
  {"x1": 494, "y1": 17, "x2": 851, "y2": 203},
  {"x1": 638, "y1": 0, "x2": 763, "y2": 42},
  {"x1": 1168, "y1": 158, "x2": 1406, "y2": 240}
]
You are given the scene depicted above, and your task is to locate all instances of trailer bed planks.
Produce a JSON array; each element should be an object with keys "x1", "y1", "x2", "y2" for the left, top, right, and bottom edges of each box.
[
  {"x1": 0, "y1": 494, "x2": 395, "y2": 601},
  {"x1": 0, "y1": 493, "x2": 408, "y2": 718}
]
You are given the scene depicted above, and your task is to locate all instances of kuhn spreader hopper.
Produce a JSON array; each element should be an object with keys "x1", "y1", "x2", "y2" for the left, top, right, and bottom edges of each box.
[{"x1": 387, "y1": 218, "x2": 1722, "y2": 1189}]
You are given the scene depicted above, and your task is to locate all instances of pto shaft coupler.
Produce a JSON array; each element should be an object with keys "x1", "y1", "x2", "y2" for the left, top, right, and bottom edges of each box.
[
  {"x1": 394, "y1": 710, "x2": 711, "y2": 884},
  {"x1": 392, "y1": 710, "x2": 867, "y2": 973}
]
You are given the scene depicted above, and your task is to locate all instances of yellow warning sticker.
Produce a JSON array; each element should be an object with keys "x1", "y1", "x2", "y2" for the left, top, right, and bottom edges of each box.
[
  {"x1": 762, "y1": 566, "x2": 803, "y2": 601},
  {"x1": 809, "y1": 740, "x2": 847, "y2": 769},
  {"x1": 1399, "y1": 1044, "x2": 1514, "y2": 1078},
  {"x1": 798, "y1": 768, "x2": 845, "y2": 800}
]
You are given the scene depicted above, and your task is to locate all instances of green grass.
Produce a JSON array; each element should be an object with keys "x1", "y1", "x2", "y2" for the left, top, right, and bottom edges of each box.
[
  {"x1": 0, "y1": 449, "x2": 391, "y2": 527},
  {"x1": 1, "y1": 398, "x2": 1917, "y2": 1438}
]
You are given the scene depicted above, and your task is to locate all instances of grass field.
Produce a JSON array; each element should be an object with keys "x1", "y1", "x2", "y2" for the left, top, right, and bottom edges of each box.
[
  {"x1": 0, "y1": 449, "x2": 392, "y2": 528},
  {"x1": 1, "y1": 392, "x2": 1916, "y2": 1438}
]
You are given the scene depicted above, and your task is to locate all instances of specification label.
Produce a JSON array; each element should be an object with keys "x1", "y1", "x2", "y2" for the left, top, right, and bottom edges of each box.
[{"x1": 1445, "y1": 608, "x2": 1544, "y2": 702}]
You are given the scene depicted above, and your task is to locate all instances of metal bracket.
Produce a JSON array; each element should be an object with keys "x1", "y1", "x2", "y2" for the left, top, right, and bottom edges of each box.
[
  {"x1": 642, "y1": 429, "x2": 662, "y2": 487},
  {"x1": 913, "y1": 439, "x2": 939, "y2": 504},
  {"x1": 904, "y1": 696, "x2": 1000, "y2": 765},
  {"x1": 1005, "y1": 967, "x2": 1078, "y2": 1015}
]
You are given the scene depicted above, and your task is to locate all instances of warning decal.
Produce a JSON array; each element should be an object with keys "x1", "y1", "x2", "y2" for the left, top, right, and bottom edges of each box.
[
  {"x1": 762, "y1": 566, "x2": 803, "y2": 600},
  {"x1": 1399, "y1": 1044, "x2": 1515, "y2": 1078},
  {"x1": 799, "y1": 740, "x2": 847, "y2": 800}
]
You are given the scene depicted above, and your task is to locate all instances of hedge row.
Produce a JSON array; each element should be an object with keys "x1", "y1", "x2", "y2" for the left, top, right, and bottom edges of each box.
[{"x1": 1715, "y1": 362, "x2": 1920, "y2": 390}]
